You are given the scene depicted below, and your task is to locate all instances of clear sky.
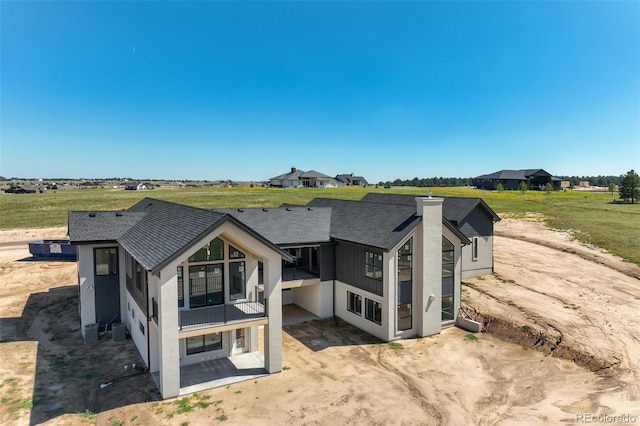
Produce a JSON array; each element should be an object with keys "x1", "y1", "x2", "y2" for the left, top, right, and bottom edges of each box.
[{"x1": 1, "y1": 1, "x2": 638, "y2": 183}]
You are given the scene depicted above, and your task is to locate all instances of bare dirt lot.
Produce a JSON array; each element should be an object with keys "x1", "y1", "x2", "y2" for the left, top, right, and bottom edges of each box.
[{"x1": 1, "y1": 219, "x2": 639, "y2": 425}]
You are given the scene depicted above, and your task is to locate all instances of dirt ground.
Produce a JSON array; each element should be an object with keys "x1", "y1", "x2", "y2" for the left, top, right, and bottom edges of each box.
[{"x1": 0, "y1": 220, "x2": 639, "y2": 425}]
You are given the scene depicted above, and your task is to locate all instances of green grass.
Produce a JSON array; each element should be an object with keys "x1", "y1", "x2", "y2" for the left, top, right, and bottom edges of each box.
[{"x1": 2, "y1": 186, "x2": 638, "y2": 264}]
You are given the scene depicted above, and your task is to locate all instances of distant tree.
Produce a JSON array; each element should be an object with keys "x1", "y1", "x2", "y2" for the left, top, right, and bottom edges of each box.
[
  {"x1": 544, "y1": 182, "x2": 553, "y2": 194},
  {"x1": 519, "y1": 181, "x2": 528, "y2": 194},
  {"x1": 619, "y1": 170, "x2": 640, "y2": 203},
  {"x1": 496, "y1": 182, "x2": 504, "y2": 192},
  {"x1": 608, "y1": 182, "x2": 616, "y2": 194},
  {"x1": 569, "y1": 181, "x2": 575, "y2": 190}
]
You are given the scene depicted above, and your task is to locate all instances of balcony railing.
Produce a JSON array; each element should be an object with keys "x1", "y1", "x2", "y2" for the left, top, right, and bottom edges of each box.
[
  {"x1": 282, "y1": 267, "x2": 320, "y2": 282},
  {"x1": 179, "y1": 301, "x2": 266, "y2": 330}
]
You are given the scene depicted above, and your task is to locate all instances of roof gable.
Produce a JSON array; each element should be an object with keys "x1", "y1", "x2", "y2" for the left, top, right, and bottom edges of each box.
[{"x1": 305, "y1": 198, "x2": 420, "y2": 250}]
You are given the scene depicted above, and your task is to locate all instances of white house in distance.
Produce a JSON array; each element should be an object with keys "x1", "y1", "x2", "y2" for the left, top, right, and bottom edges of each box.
[
  {"x1": 268, "y1": 167, "x2": 339, "y2": 188},
  {"x1": 68, "y1": 193, "x2": 499, "y2": 399}
]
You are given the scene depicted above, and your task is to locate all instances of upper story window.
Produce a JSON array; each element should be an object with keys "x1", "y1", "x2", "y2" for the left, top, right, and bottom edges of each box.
[
  {"x1": 177, "y1": 266, "x2": 184, "y2": 308},
  {"x1": 95, "y1": 248, "x2": 118, "y2": 276},
  {"x1": 442, "y1": 237, "x2": 454, "y2": 278},
  {"x1": 229, "y1": 245, "x2": 245, "y2": 259},
  {"x1": 189, "y1": 237, "x2": 224, "y2": 262},
  {"x1": 365, "y1": 251, "x2": 383, "y2": 280}
]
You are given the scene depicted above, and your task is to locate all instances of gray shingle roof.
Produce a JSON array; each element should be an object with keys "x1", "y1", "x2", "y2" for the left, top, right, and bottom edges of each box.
[
  {"x1": 216, "y1": 207, "x2": 332, "y2": 245},
  {"x1": 473, "y1": 169, "x2": 553, "y2": 180},
  {"x1": 68, "y1": 211, "x2": 146, "y2": 242},
  {"x1": 69, "y1": 198, "x2": 293, "y2": 273},
  {"x1": 300, "y1": 170, "x2": 333, "y2": 180},
  {"x1": 269, "y1": 169, "x2": 305, "y2": 181},
  {"x1": 305, "y1": 198, "x2": 421, "y2": 250},
  {"x1": 119, "y1": 199, "x2": 228, "y2": 272},
  {"x1": 360, "y1": 193, "x2": 501, "y2": 223}
]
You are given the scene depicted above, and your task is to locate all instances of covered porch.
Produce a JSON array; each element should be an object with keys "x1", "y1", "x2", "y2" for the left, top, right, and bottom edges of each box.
[{"x1": 151, "y1": 352, "x2": 268, "y2": 396}]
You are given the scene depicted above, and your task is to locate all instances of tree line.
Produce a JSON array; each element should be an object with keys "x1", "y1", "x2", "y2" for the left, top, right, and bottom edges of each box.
[
  {"x1": 378, "y1": 177, "x2": 472, "y2": 187},
  {"x1": 556, "y1": 175, "x2": 622, "y2": 186}
]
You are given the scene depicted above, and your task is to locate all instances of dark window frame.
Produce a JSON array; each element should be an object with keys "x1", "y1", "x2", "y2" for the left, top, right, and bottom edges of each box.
[
  {"x1": 186, "y1": 332, "x2": 223, "y2": 355},
  {"x1": 347, "y1": 291, "x2": 362, "y2": 316},
  {"x1": 365, "y1": 298, "x2": 382, "y2": 325},
  {"x1": 94, "y1": 247, "x2": 118, "y2": 276}
]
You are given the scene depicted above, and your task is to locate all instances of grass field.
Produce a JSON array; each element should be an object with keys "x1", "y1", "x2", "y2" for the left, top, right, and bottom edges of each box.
[{"x1": 1, "y1": 186, "x2": 638, "y2": 265}]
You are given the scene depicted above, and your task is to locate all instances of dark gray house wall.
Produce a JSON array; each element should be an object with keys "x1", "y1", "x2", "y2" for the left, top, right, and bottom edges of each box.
[
  {"x1": 457, "y1": 208, "x2": 494, "y2": 237},
  {"x1": 334, "y1": 240, "x2": 383, "y2": 297},
  {"x1": 319, "y1": 244, "x2": 334, "y2": 281}
]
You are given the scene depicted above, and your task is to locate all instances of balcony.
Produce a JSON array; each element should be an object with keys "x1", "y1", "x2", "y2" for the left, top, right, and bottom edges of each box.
[{"x1": 179, "y1": 301, "x2": 266, "y2": 330}]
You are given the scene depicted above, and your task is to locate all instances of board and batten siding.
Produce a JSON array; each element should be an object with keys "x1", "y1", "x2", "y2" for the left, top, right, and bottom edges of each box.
[
  {"x1": 319, "y1": 244, "x2": 334, "y2": 281},
  {"x1": 334, "y1": 240, "x2": 384, "y2": 297}
]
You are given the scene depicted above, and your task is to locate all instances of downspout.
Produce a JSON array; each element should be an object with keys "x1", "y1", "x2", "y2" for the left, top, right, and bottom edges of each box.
[
  {"x1": 145, "y1": 271, "x2": 151, "y2": 371},
  {"x1": 332, "y1": 243, "x2": 338, "y2": 326}
]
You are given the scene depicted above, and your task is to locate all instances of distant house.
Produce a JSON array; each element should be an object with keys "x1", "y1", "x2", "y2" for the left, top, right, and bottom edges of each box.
[
  {"x1": 124, "y1": 182, "x2": 150, "y2": 190},
  {"x1": 269, "y1": 168, "x2": 338, "y2": 188},
  {"x1": 335, "y1": 173, "x2": 369, "y2": 187},
  {"x1": 472, "y1": 169, "x2": 561, "y2": 191},
  {"x1": 4, "y1": 185, "x2": 44, "y2": 194}
]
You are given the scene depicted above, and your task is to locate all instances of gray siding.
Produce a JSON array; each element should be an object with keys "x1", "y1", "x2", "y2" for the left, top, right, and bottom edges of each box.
[
  {"x1": 458, "y1": 208, "x2": 494, "y2": 237},
  {"x1": 319, "y1": 244, "x2": 334, "y2": 281},
  {"x1": 335, "y1": 241, "x2": 383, "y2": 297}
]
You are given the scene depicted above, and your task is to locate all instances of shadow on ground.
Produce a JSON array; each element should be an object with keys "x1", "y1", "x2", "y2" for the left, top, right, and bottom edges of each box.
[
  {"x1": 0, "y1": 285, "x2": 160, "y2": 425},
  {"x1": 284, "y1": 317, "x2": 382, "y2": 352}
]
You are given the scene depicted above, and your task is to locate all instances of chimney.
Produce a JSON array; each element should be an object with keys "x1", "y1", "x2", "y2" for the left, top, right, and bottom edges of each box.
[
  {"x1": 415, "y1": 196, "x2": 443, "y2": 217},
  {"x1": 291, "y1": 167, "x2": 297, "y2": 173}
]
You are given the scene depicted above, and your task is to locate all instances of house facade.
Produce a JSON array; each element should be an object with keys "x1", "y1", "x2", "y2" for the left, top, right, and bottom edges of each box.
[
  {"x1": 69, "y1": 194, "x2": 498, "y2": 398},
  {"x1": 360, "y1": 193, "x2": 501, "y2": 279},
  {"x1": 472, "y1": 169, "x2": 561, "y2": 191},
  {"x1": 269, "y1": 167, "x2": 338, "y2": 188}
]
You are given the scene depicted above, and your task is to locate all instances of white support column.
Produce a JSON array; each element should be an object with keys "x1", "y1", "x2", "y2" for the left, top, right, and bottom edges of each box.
[
  {"x1": 263, "y1": 253, "x2": 282, "y2": 373},
  {"x1": 157, "y1": 267, "x2": 180, "y2": 398},
  {"x1": 415, "y1": 197, "x2": 444, "y2": 337}
]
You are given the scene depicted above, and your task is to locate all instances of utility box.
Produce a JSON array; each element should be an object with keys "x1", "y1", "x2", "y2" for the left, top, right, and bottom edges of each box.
[
  {"x1": 84, "y1": 323, "x2": 99, "y2": 343},
  {"x1": 112, "y1": 323, "x2": 126, "y2": 341}
]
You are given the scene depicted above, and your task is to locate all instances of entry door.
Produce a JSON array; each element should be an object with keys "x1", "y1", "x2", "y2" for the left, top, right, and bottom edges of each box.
[{"x1": 94, "y1": 247, "x2": 121, "y2": 328}]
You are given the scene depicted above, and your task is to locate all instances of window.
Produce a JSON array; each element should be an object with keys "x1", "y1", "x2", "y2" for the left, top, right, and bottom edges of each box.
[
  {"x1": 365, "y1": 298, "x2": 382, "y2": 325},
  {"x1": 365, "y1": 251, "x2": 383, "y2": 280},
  {"x1": 229, "y1": 245, "x2": 245, "y2": 259},
  {"x1": 189, "y1": 264, "x2": 224, "y2": 308},
  {"x1": 347, "y1": 291, "x2": 362, "y2": 315},
  {"x1": 189, "y1": 237, "x2": 224, "y2": 262},
  {"x1": 472, "y1": 237, "x2": 479, "y2": 261},
  {"x1": 139, "y1": 320, "x2": 145, "y2": 335},
  {"x1": 177, "y1": 266, "x2": 184, "y2": 308},
  {"x1": 186, "y1": 333, "x2": 222, "y2": 355},
  {"x1": 229, "y1": 261, "x2": 246, "y2": 300},
  {"x1": 442, "y1": 237, "x2": 455, "y2": 321},
  {"x1": 258, "y1": 261, "x2": 264, "y2": 285},
  {"x1": 397, "y1": 238, "x2": 413, "y2": 331},
  {"x1": 95, "y1": 248, "x2": 118, "y2": 276}
]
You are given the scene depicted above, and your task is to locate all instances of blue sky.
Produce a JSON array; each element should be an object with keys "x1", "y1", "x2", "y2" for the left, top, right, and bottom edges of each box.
[{"x1": 1, "y1": 1, "x2": 638, "y2": 182}]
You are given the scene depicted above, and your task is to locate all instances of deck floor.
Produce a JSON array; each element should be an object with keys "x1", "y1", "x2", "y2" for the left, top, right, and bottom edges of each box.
[{"x1": 151, "y1": 352, "x2": 268, "y2": 396}]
